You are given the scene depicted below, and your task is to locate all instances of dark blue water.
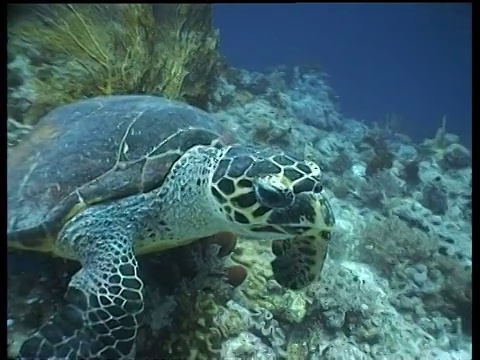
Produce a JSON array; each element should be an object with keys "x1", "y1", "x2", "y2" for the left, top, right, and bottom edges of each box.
[{"x1": 214, "y1": 3, "x2": 472, "y2": 147}]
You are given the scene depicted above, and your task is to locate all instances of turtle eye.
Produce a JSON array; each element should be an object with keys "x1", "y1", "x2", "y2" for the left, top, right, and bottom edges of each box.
[{"x1": 253, "y1": 179, "x2": 295, "y2": 208}]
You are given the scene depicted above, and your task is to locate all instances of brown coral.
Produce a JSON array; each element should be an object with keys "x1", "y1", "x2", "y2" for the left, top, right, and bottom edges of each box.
[{"x1": 8, "y1": 4, "x2": 220, "y2": 124}]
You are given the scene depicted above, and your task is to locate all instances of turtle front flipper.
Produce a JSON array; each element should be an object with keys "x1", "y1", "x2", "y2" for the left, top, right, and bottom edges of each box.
[
  {"x1": 18, "y1": 220, "x2": 144, "y2": 359},
  {"x1": 271, "y1": 233, "x2": 329, "y2": 290}
]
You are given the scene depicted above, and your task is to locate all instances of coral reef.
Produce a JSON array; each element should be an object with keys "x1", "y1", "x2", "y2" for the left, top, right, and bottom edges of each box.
[
  {"x1": 209, "y1": 65, "x2": 470, "y2": 358},
  {"x1": 421, "y1": 177, "x2": 449, "y2": 215},
  {"x1": 230, "y1": 240, "x2": 310, "y2": 326},
  {"x1": 8, "y1": 4, "x2": 219, "y2": 124},
  {"x1": 418, "y1": 115, "x2": 470, "y2": 170},
  {"x1": 361, "y1": 133, "x2": 395, "y2": 177},
  {"x1": 442, "y1": 143, "x2": 471, "y2": 170},
  {"x1": 7, "y1": 61, "x2": 471, "y2": 358}
]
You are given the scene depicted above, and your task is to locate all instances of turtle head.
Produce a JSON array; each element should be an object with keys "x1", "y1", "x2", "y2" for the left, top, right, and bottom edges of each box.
[{"x1": 210, "y1": 145, "x2": 334, "y2": 239}]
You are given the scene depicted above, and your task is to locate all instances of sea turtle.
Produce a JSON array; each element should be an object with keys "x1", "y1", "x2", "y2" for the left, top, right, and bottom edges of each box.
[{"x1": 8, "y1": 95, "x2": 335, "y2": 359}]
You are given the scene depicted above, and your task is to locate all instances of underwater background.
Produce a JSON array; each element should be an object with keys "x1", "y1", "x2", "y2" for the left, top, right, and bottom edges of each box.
[
  {"x1": 215, "y1": 3, "x2": 472, "y2": 147},
  {"x1": 7, "y1": 4, "x2": 471, "y2": 360}
]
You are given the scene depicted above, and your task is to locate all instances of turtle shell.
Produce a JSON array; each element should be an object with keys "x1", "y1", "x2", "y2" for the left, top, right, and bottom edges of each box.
[{"x1": 8, "y1": 95, "x2": 226, "y2": 250}]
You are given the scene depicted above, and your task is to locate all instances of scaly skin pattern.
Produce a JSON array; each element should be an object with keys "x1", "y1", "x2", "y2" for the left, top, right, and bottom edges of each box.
[{"x1": 18, "y1": 143, "x2": 335, "y2": 359}]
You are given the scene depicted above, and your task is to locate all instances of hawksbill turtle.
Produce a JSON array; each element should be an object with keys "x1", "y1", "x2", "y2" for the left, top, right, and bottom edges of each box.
[{"x1": 7, "y1": 95, "x2": 335, "y2": 359}]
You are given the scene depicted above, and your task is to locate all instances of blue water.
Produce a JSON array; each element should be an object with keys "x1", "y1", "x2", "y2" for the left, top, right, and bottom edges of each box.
[{"x1": 214, "y1": 3, "x2": 472, "y2": 147}]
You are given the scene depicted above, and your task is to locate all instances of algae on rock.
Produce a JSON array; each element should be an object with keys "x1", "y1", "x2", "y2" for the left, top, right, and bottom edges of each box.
[{"x1": 8, "y1": 4, "x2": 220, "y2": 125}]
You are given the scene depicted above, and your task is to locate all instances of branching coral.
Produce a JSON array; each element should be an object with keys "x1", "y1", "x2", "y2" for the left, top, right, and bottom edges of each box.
[
  {"x1": 356, "y1": 130, "x2": 396, "y2": 178},
  {"x1": 8, "y1": 4, "x2": 219, "y2": 124},
  {"x1": 362, "y1": 135, "x2": 395, "y2": 177},
  {"x1": 152, "y1": 4, "x2": 220, "y2": 108}
]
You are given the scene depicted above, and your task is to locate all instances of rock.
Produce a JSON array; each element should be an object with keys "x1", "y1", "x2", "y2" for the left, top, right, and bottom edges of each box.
[{"x1": 442, "y1": 143, "x2": 471, "y2": 169}]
